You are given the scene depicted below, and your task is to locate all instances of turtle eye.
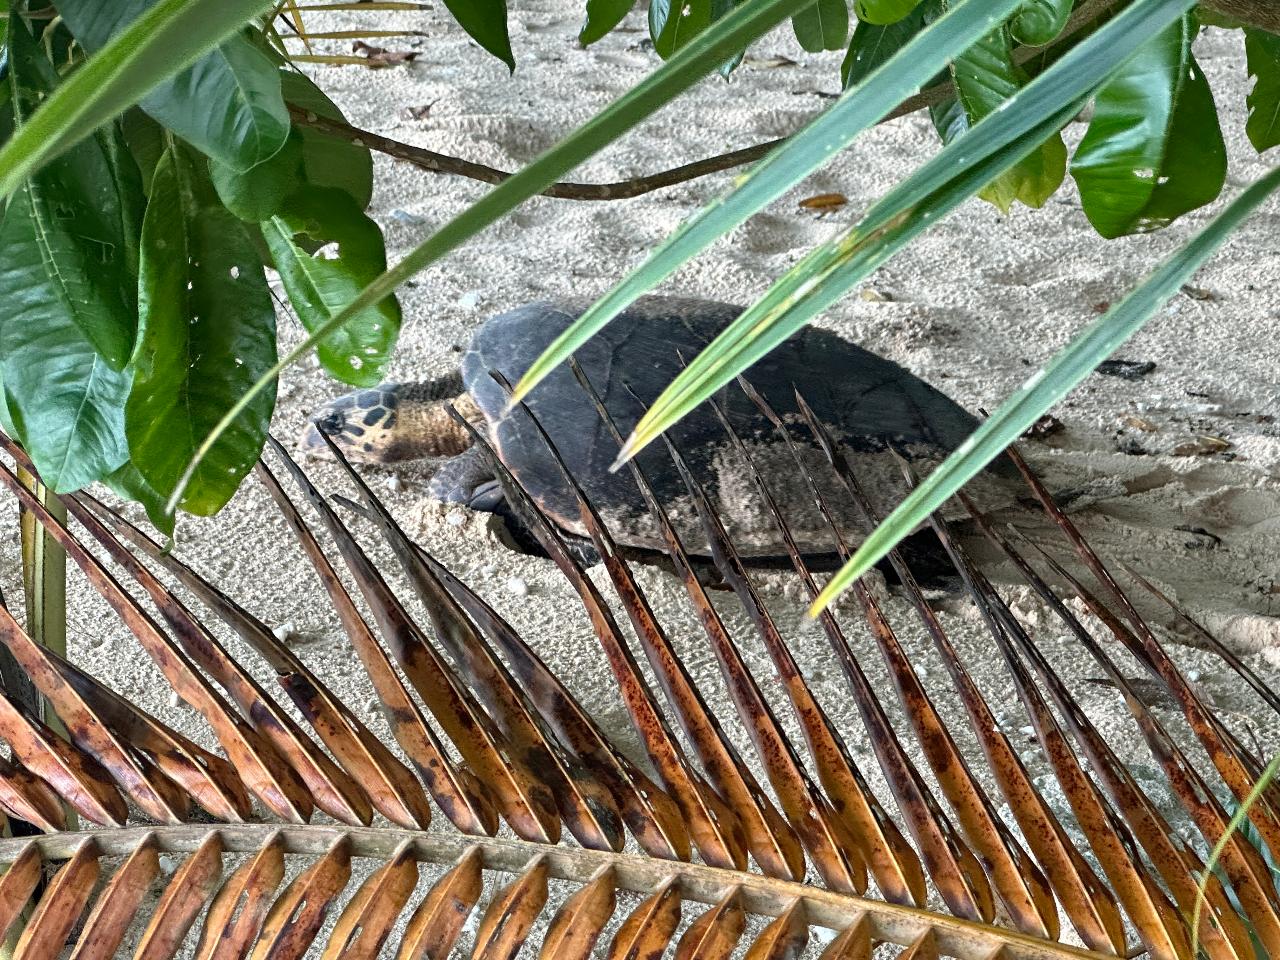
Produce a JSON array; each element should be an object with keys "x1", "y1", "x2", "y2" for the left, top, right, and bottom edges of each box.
[{"x1": 314, "y1": 410, "x2": 346, "y2": 437}]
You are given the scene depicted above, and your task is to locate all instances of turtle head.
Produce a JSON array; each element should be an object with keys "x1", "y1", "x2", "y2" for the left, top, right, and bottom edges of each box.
[{"x1": 299, "y1": 374, "x2": 479, "y2": 463}]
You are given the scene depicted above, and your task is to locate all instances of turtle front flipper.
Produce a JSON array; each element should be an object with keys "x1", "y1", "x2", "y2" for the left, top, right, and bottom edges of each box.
[{"x1": 428, "y1": 446, "x2": 496, "y2": 505}]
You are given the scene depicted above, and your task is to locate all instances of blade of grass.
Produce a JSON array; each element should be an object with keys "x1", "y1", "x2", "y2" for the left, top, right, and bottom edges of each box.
[
  {"x1": 163, "y1": 0, "x2": 815, "y2": 513},
  {"x1": 616, "y1": 0, "x2": 1196, "y2": 465},
  {"x1": 0, "y1": 0, "x2": 277, "y2": 199},
  {"x1": 506, "y1": 0, "x2": 1027, "y2": 406},
  {"x1": 1193, "y1": 752, "x2": 1280, "y2": 959},
  {"x1": 809, "y1": 162, "x2": 1280, "y2": 614}
]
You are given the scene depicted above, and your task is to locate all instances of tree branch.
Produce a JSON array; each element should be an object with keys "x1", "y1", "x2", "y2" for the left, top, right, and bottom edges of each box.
[
  {"x1": 1200, "y1": 0, "x2": 1280, "y2": 32},
  {"x1": 289, "y1": 0, "x2": 1123, "y2": 202}
]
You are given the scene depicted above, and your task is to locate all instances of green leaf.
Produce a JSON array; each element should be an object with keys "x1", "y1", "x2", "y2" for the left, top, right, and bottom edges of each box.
[
  {"x1": 1245, "y1": 28, "x2": 1280, "y2": 152},
  {"x1": 442, "y1": 0, "x2": 514, "y2": 69},
  {"x1": 262, "y1": 189, "x2": 401, "y2": 387},
  {"x1": 164, "y1": 0, "x2": 815, "y2": 512},
  {"x1": 119, "y1": 108, "x2": 168, "y2": 189},
  {"x1": 0, "y1": 186, "x2": 131, "y2": 493},
  {"x1": 854, "y1": 0, "x2": 919, "y2": 26},
  {"x1": 651, "y1": 0, "x2": 713, "y2": 57},
  {"x1": 1010, "y1": 0, "x2": 1070, "y2": 45},
  {"x1": 211, "y1": 133, "x2": 304, "y2": 221},
  {"x1": 281, "y1": 71, "x2": 374, "y2": 210},
  {"x1": 581, "y1": 0, "x2": 636, "y2": 44},
  {"x1": 841, "y1": 5, "x2": 928, "y2": 88},
  {"x1": 0, "y1": 369, "x2": 14, "y2": 440},
  {"x1": 127, "y1": 144, "x2": 277, "y2": 515},
  {"x1": 512, "y1": 0, "x2": 1027, "y2": 405},
  {"x1": 0, "y1": 0, "x2": 277, "y2": 200},
  {"x1": 610, "y1": 0, "x2": 1195, "y2": 466},
  {"x1": 105, "y1": 462, "x2": 176, "y2": 537},
  {"x1": 1070, "y1": 14, "x2": 1226, "y2": 238},
  {"x1": 210, "y1": 70, "x2": 375, "y2": 222},
  {"x1": 941, "y1": 16, "x2": 1066, "y2": 213},
  {"x1": 4, "y1": 15, "x2": 137, "y2": 371},
  {"x1": 793, "y1": 0, "x2": 849, "y2": 52},
  {"x1": 813, "y1": 163, "x2": 1280, "y2": 613},
  {"x1": 56, "y1": 0, "x2": 289, "y2": 172}
]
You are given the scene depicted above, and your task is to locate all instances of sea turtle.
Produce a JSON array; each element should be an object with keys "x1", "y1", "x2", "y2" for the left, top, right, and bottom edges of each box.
[{"x1": 300, "y1": 296, "x2": 1018, "y2": 566}]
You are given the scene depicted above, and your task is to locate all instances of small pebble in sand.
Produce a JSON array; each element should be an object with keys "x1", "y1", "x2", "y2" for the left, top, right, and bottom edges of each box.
[
  {"x1": 272, "y1": 620, "x2": 296, "y2": 643},
  {"x1": 505, "y1": 576, "x2": 529, "y2": 596},
  {"x1": 169, "y1": 692, "x2": 183, "y2": 709},
  {"x1": 390, "y1": 209, "x2": 425, "y2": 225},
  {"x1": 458, "y1": 290, "x2": 482, "y2": 310},
  {"x1": 387, "y1": 475, "x2": 404, "y2": 493},
  {"x1": 481, "y1": 563, "x2": 498, "y2": 577},
  {"x1": 446, "y1": 509, "x2": 467, "y2": 527}
]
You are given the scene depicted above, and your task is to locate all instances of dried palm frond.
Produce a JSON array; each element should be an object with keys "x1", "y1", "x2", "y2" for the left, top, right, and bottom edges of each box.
[{"x1": 0, "y1": 369, "x2": 1274, "y2": 959}]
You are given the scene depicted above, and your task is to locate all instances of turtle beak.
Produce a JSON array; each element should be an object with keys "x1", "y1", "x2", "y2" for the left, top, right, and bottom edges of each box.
[{"x1": 297, "y1": 408, "x2": 347, "y2": 459}]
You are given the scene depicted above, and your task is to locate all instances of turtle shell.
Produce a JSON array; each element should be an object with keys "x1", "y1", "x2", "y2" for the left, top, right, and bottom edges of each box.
[{"x1": 463, "y1": 296, "x2": 1014, "y2": 558}]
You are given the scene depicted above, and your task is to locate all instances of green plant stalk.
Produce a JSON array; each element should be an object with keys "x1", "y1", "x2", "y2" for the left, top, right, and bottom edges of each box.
[
  {"x1": 506, "y1": 0, "x2": 1029, "y2": 406},
  {"x1": 18, "y1": 472, "x2": 67, "y2": 675},
  {"x1": 16, "y1": 469, "x2": 73, "y2": 772},
  {"x1": 162, "y1": 0, "x2": 815, "y2": 514},
  {"x1": 810, "y1": 163, "x2": 1280, "y2": 614},
  {"x1": 1193, "y1": 752, "x2": 1280, "y2": 957},
  {"x1": 0, "y1": 0, "x2": 277, "y2": 199},
  {"x1": 2, "y1": 470, "x2": 73, "y2": 958}
]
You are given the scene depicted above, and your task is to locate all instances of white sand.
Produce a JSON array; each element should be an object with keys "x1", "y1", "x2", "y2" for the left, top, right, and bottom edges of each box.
[{"x1": 2, "y1": 3, "x2": 1279, "y2": 950}]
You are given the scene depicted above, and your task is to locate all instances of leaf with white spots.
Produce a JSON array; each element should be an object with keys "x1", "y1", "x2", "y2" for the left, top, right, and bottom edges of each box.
[{"x1": 126, "y1": 143, "x2": 277, "y2": 515}]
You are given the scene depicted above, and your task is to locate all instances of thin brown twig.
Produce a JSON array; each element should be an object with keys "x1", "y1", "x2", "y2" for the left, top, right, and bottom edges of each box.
[{"x1": 288, "y1": 0, "x2": 1121, "y2": 202}]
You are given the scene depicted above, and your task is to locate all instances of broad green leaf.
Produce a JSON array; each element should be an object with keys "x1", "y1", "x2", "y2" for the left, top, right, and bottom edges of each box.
[
  {"x1": 940, "y1": 16, "x2": 1066, "y2": 213},
  {"x1": 581, "y1": 0, "x2": 636, "y2": 44},
  {"x1": 513, "y1": 0, "x2": 1026, "y2": 405},
  {"x1": 4, "y1": 15, "x2": 137, "y2": 371},
  {"x1": 127, "y1": 145, "x2": 277, "y2": 515},
  {"x1": 854, "y1": 0, "x2": 919, "y2": 26},
  {"x1": 1245, "y1": 28, "x2": 1280, "y2": 152},
  {"x1": 165, "y1": 0, "x2": 815, "y2": 512},
  {"x1": 105, "y1": 462, "x2": 176, "y2": 537},
  {"x1": 0, "y1": 369, "x2": 13, "y2": 440},
  {"x1": 614, "y1": 0, "x2": 1195, "y2": 466},
  {"x1": 813, "y1": 163, "x2": 1280, "y2": 613},
  {"x1": 282, "y1": 71, "x2": 374, "y2": 210},
  {"x1": 210, "y1": 70, "x2": 375, "y2": 222},
  {"x1": 1010, "y1": 0, "x2": 1070, "y2": 45},
  {"x1": 120, "y1": 108, "x2": 168, "y2": 189},
  {"x1": 211, "y1": 133, "x2": 305, "y2": 222},
  {"x1": 0, "y1": 186, "x2": 130, "y2": 492},
  {"x1": 1070, "y1": 14, "x2": 1225, "y2": 238},
  {"x1": 209, "y1": 70, "x2": 373, "y2": 224},
  {"x1": 0, "y1": 0, "x2": 276, "y2": 200},
  {"x1": 263, "y1": 189, "x2": 401, "y2": 387},
  {"x1": 57, "y1": 0, "x2": 289, "y2": 172},
  {"x1": 841, "y1": 5, "x2": 929, "y2": 88},
  {"x1": 793, "y1": 0, "x2": 849, "y2": 52},
  {"x1": 652, "y1": 0, "x2": 713, "y2": 57},
  {"x1": 443, "y1": 0, "x2": 514, "y2": 70}
]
